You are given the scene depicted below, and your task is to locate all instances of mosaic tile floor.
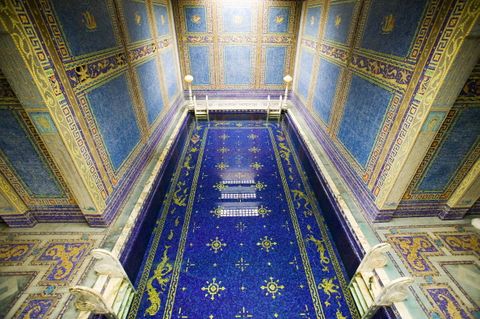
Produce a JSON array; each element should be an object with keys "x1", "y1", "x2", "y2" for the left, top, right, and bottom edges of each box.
[{"x1": 129, "y1": 120, "x2": 359, "y2": 319}]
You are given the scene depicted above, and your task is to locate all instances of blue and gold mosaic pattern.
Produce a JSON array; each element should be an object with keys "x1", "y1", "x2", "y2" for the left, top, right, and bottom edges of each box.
[{"x1": 129, "y1": 120, "x2": 358, "y2": 318}]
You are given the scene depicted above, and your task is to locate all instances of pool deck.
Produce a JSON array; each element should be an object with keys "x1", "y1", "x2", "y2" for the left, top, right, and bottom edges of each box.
[{"x1": 0, "y1": 100, "x2": 478, "y2": 319}]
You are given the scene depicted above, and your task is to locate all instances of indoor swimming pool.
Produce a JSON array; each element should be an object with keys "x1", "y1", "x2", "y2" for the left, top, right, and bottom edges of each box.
[{"x1": 125, "y1": 116, "x2": 360, "y2": 319}]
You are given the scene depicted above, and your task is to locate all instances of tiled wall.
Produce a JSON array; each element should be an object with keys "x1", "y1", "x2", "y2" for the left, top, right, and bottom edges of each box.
[
  {"x1": 292, "y1": 0, "x2": 479, "y2": 219},
  {"x1": 0, "y1": 72, "x2": 79, "y2": 216},
  {"x1": 0, "y1": 0, "x2": 182, "y2": 226},
  {"x1": 402, "y1": 61, "x2": 480, "y2": 206},
  {"x1": 173, "y1": 0, "x2": 301, "y2": 91}
]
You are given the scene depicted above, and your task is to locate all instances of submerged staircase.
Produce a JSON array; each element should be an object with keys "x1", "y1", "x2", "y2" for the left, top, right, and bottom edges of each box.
[
  {"x1": 70, "y1": 249, "x2": 135, "y2": 319},
  {"x1": 348, "y1": 243, "x2": 414, "y2": 318}
]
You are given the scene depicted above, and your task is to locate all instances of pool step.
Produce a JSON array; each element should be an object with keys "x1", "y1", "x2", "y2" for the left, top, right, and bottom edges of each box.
[
  {"x1": 348, "y1": 243, "x2": 414, "y2": 319},
  {"x1": 69, "y1": 249, "x2": 136, "y2": 319}
]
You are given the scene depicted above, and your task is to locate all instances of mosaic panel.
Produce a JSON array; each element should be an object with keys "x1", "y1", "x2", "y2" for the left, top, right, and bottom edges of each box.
[
  {"x1": 121, "y1": 0, "x2": 152, "y2": 43},
  {"x1": 185, "y1": 6, "x2": 207, "y2": 33},
  {"x1": 222, "y1": 5, "x2": 253, "y2": 33},
  {"x1": 0, "y1": 110, "x2": 64, "y2": 198},
  {"x1": 303, "y1": 5, "x2": 322, "y2": 39},
  {"x1": 267, "y1": 6, "x2": 290, "y2": 33},
  {"x1": 312, "y1": 58, "x2": 342, "y2": 124},
  {"x1": 160, "y1": 47, "x2": 181, "y2": 100},
  {"x1": 296, "y1": 47, "x2": 315, "y2": 101},
  {"x1": 49, "y1": 0, "x2": 117, "y2": 57},
  {"x1": 35, "y1": 240, "x2": 92, "y2": 285},
  {"x1": 264, "y1": 46, "x2": 287, "y2": 85},
  {"x1": 153, "y1": 3, "x2": 170, "y2": 37},
  {"x1": 187, "y1": 45, "x2": 211, "y2": 85},
  {"x1": 337, "y1": 75, "x2": 393, "y2": 167},
  {"x1": 86, "y1": 73, "x2": 142, "y2": 171},
  {"x1": 324, "y1": 1, "x2": 356, "y2": 45},
  {"x1": 360, "y1": 0, "x2": 429, "y2": 57},
  {"x1": 223, "y1": 45, "x2": 253, "y2": 85},
  {"x1": 136, "y1": 58, "x2": 164, "y2": 125},
  {"x1": 0, "y1": 242, "x2": 36, "y2": 264}
]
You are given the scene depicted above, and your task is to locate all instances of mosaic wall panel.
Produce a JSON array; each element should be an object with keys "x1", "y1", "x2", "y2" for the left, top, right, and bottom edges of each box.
[
  {"x1": 85, "y1": 73, "x2": 142, "y2": 171},
  {"x1": 337, "y1": 75, "x2": 393, "y2": 168},
  {"x1": 136, "y1": 58, "x2": 165, "y2": 125},
  {"x1": 174, "y1": 0, "x2": 301, "y2": 90},
  {"x1": 360, "y1": 0, "x2": 429, "y2": 58},
  {"x1": 403, "y1": 61, "x2": 480, "y2": 202},
  {"x1": 293, "y1": 0, "x2": 479, "y2": 215},
  {"x1": 0, "y1": 71, "x2": 77, "y2": 213},
  {"x1": 49, "y1": 0, "x2": 118, "y2": 57}
]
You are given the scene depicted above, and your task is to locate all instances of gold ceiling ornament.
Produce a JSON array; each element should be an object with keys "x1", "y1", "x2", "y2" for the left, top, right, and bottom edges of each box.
[
  {"x1": 82, "y1": 11, "x2": 97, "y2": 31},
  {"x1": 381, "y1": 14, "x2": 395, "y2": 34}
]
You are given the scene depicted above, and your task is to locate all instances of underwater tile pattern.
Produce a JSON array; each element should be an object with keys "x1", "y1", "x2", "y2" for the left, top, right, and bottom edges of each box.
[{"x1": 129, "y1": 120, "x2": 358, "y2": 318}]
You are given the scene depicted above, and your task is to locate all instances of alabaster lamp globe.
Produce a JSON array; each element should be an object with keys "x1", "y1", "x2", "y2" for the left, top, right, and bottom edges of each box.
[
  {"x1": 184, "y1": 74, "x2": 194, "y2": 83},
  {"x1": 283, "y1": 74, "x2": 293, "y2": 83}
]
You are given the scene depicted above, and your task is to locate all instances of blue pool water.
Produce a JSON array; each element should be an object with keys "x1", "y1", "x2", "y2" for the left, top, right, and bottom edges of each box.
[{"x1": 127, "y1": 118, "x2": 359, "y2": 319}]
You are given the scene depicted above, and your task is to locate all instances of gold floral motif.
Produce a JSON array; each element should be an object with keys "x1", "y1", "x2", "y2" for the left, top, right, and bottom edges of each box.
[
  {"x1": 248, "y1": 146, "x2": 261, "y2": 153},
  {"x1": 207, "y1": 237, "x2": 226, "y2": 253},
  {"x1": 275, "y1": 15, "x2": 284, "y2": 24},
  {"x1": 257, "y1": 236, "x2": 277, "y2": 252},
  {"x1": 247, "y1": 133, "x2": 258, "y2": 140},
  {"x1": 145, "y1": 246, "x2": 172, "y2": 316},
  {"x1": 250, "y1": 162, "x2": 263, "y2": 170},
  {"x1": 213, "y1": 182, "x2": 228, "y2": 191},
  {"x1": 215, "y1": 162, "x2": 229, "y2": 170},
  {"x1": 217, "y1": 147, "x2": 229, "y2": 154},
  {"x1": 260, "y1": 277, "x2": 284, "y2": 299},
  {"x1": 254, "y1": 181, "x2": 267, "y2": 191},
  {"x1": 257, "y1": 205, "x2": 271, "y2": 218},
  {"x1": 201, "y1": 278, "x2": 225, "y2": 300}
]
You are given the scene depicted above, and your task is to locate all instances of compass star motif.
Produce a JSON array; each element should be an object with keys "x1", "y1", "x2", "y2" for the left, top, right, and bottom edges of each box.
[
  {"x1": 261, "y1": 277, "x2": 284, "y2": 299},
  {"x1": 257, "y1": 236, "x2": 277, "y2": 252},
  {"x1": 207, "y1": 237, "x2": 226, "y2": 253},
  {"x1": 214, "y1": 182, "x2": 228, "y2": 191},
  {"x1": 215, "y1": 162, "x2": 229, "y2": 170},
  {"x1": 218, "y1": 147, "x2": 229, "y2": 154},
  {"x1": 250, "y1": 162, "x2": 263, "y2": 170},
  {"x1": 247, "y1": 133, "x2": 258, "y2": 140},
  {"x1": 254, "y1": 181, "x2": 267, "y2": 191},
  {"x1": 201, "y1": 278, "x2": 225, "y2": 300},
  {"x1": 257, "y1": 205, "x2": 271, "y2": 218},
  {"x1": 248, "y1": 146, "x2": 261, "y2": 153}
]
